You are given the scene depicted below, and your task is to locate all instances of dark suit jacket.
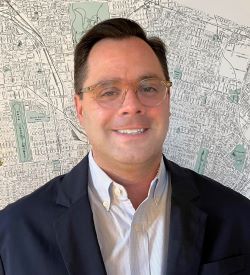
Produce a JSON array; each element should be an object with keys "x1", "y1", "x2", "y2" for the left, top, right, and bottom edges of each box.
[{"x1": 0, "y1": 155, "x2": 250, "y2": 275}]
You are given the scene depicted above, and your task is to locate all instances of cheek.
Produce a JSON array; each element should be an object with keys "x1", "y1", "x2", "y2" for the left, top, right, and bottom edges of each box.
[
  {"x1": 160, "y1": 100, "x2": 171, "y2": 123},
  {"x1": 150, "y1": 105, "x2": 169, "y2": 123},
  {"x1": 83, "y1": 105, "x2": 113, "y2": 133}
]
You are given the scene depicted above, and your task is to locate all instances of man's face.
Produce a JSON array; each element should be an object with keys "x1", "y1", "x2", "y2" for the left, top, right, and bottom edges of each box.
[{"x1": 75, "y1": 37, "x2": 170, "y2": 168}]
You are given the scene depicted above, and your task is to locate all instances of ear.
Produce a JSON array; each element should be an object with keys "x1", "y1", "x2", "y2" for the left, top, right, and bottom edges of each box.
[
  {"x1": 74, "y1": 94, "x2": 85, "y2": 126},
  {"x1": 165, "y1": 90, "x2": 171, "y2": 116},
  {"x1": 166, "y1": 89, "x2": 171, "y2": 104}
]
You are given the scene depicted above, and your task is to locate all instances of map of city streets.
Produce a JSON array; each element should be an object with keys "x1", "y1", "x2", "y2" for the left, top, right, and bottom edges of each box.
[{"x1": 0, "y1": 0, "x2": 250, "y2": 208}]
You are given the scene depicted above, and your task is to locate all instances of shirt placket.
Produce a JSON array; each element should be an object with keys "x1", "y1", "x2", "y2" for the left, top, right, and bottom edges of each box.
[{"x1": 130, "y1": 206, "x2": 150, "y2": 275}]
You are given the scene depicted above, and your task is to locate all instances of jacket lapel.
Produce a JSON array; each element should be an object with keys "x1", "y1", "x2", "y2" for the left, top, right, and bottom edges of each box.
[
  {"x1": 54, "y1": 155, "x2": 106, "y2": 275},
  {"x1": 165, "y1": 159, "x2": 207, "y2": 275}
]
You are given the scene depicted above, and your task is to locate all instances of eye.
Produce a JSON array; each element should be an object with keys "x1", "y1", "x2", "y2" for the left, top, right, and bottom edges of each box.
[
  {"x1": 139, "y1": 79, "x2": 163, "y2": 96},
  {"x1": 139, "y1": 84, "x2": 159, "y2": 97},
  {"x1": 142, "y1": 86, "x2": 157, "y2": 93},
  {"x1": 98, "y1": 87, "x2": 121, "y2": 99}
]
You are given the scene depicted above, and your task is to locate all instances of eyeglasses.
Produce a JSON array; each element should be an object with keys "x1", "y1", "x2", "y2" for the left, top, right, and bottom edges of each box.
[{"x1": 78, "y1": 78, "x2": 172, "y2": 108}]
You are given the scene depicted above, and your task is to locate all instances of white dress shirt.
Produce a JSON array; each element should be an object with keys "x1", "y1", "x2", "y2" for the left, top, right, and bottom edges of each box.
[{"x1": 88, "y1": 151, "x2": 171, "y2": 275}]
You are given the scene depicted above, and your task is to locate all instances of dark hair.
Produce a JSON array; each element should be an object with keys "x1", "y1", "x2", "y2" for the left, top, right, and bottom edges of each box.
[{"x1": 74, "y1": 18, "x2": 170, "y2": 93}]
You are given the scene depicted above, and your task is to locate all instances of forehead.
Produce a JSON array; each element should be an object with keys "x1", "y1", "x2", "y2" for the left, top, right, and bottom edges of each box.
[{"x1": 84, "y1": 37, "x2": 165, "y2": 85}]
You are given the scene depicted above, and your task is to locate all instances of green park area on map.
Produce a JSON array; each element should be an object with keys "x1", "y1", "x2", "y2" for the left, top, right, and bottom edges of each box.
[
  {"x1": 194, "y1": 148, "x2": 209, "y2": 175},
  {"x1": 231, "y1": 144, "x2": 246, "y2": 172},
  {"x1": 10, "y1": 101, "x2": 32, "y2": 163},
  {"x1": 69, "y1": 2, "x2": 109, "y2": 43}
]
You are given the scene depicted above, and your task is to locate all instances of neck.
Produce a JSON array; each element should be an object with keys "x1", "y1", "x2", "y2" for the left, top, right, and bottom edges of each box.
[{"x1": 92, "y1": 153, "x2": 161, "y2": 209}]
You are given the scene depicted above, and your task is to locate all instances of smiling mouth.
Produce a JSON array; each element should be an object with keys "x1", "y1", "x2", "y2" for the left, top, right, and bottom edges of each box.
[{"x1": 114, "y1": 128, "x2": 147, "y2": 135}]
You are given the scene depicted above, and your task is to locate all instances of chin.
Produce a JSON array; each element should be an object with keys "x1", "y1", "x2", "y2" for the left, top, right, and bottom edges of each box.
[{"x1": 114, "y1": 151, "x2": 158, "y2": 165}]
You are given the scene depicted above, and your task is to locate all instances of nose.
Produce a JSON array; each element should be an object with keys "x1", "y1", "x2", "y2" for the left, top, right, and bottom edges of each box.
[{"x1": 117, "y1": 88, "x2": 146, "y2": 116}]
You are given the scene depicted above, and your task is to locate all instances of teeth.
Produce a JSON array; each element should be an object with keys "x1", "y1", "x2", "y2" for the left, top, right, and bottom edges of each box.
[{"x1": 117, "y1": 129, "x2": 145, "y2": 135}]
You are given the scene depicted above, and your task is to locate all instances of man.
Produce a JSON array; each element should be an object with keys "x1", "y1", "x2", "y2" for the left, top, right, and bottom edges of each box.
[{"x1": 0, "y1": 18, "x2": 250, "y2": 275}]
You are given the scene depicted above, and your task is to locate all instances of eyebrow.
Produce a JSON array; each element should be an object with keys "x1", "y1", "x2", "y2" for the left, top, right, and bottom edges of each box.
[
  {"x1": 95, "y1": 73, "x2": 161, "y2": 86},
  {"x1": 86, "y1": 73, "x2": 163, "y2": 88},
  {"x1": 137, "y1": 74, "x2": 162, "y2": 81}
]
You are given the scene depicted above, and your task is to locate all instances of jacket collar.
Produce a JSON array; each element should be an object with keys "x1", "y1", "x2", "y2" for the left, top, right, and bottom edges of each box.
[
  {"x1": 165, "y1": 158, "x2": 200, "y2": 202},
  {"x1": 56, "y1": 155, "x2": 201, "y2": 207},
  {"x1": 55, "y1": 155, "x2": 89, "y2": 207}
]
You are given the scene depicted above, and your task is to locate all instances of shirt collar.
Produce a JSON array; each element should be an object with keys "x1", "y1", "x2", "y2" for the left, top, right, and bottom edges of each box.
[
  {"x1": 88, "y1": 151, "x2": 168, "y2": 210},
  {"x1": 150, "y1": 157, "x2": 168, "y2": 205},
  {"x1": 88, "y1": 150, "x2": 112, "y2": 210}
]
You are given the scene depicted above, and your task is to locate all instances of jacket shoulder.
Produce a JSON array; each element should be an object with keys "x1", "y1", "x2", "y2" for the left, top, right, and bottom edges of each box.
[
  {"x1": 166, "y1": 159, "x2": 250, "y2": 210},
  {"x1": 0, "y1": 155, "x2": 89, "y2": 222},
  {"x1": 166, "y1": 159, "x2": 250, "y2": 252},
  {"x1": 0, "y1": 174, "x2": 64, "y2": 229}
]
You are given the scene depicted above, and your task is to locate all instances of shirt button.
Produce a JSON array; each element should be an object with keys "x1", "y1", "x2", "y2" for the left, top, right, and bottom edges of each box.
[
  {"x1": 114, "y1": 187, "x2": 121, "y2": 197},
  {"x1": 103, "y1": 201, "x2": 110, "y2": 210}
]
